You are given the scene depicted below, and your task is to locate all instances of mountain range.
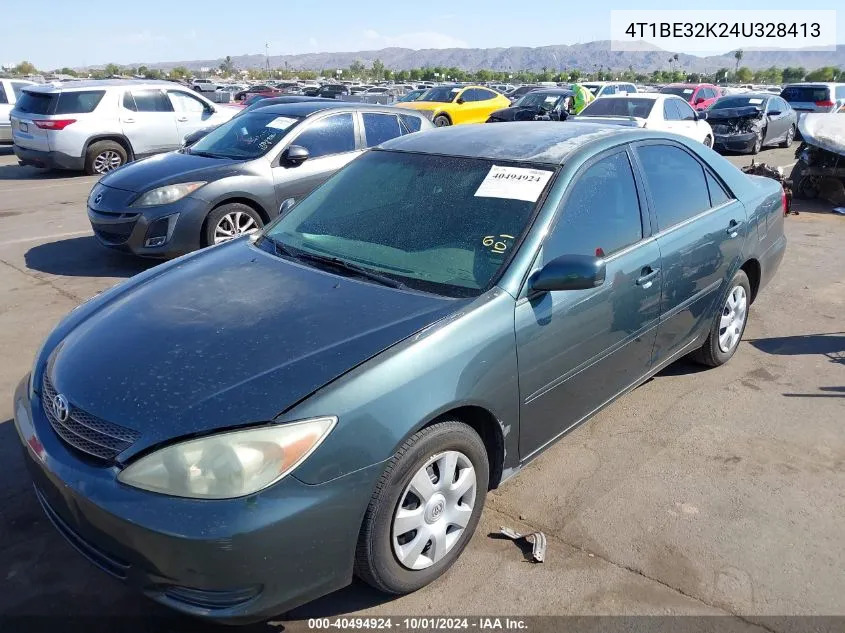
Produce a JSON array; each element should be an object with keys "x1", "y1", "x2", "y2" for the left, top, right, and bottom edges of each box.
[{"x1": 117, "y1": 41, "x2": 845, "y2": 74}]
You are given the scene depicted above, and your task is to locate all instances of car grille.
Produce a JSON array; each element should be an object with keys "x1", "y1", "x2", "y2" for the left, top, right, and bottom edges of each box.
[
  {"x1": 42, "y1": 374, "x2": 140, "y2": 462},
  {"x1": 89, "y1": 209, "x2": 139, "y2": 245}
]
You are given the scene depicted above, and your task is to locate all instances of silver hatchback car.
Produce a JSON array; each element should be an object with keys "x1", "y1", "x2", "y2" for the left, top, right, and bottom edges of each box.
[{"x1": 10, "y1": 80, "x2": 238, "y2": 175}]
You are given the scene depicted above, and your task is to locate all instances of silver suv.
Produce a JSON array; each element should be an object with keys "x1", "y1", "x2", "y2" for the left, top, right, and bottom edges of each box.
[
  {"x1": 780, "y1": 82, "x2": 845, "y2": 119},
  {"x1": 10, "y1": 80, "x2": 238, "y2": 174}
]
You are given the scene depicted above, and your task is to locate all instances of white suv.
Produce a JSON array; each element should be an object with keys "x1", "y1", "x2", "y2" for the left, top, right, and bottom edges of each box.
[{"x1": 10, "y1": 79, "x2": 238, "y2": 174}]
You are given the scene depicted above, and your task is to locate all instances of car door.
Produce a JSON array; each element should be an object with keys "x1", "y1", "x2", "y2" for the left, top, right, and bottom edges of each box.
[
  {"x1": 451, "y1": 88, "x2": 476, "y2": 124},
  {"x1": 0, "y1": 82, "x2": 12, "y2": 141},
  {"x1": 661, "y1": 98, "x2": 681, "y2": 133},
  {"x1": 271, "y1": 112, "x2": 361, "y2": 209},
  {"x1": 515, "y1": 148, "x2": 661, "y2": 457},
  {"x1": 633, "y1": 142, "x2": 745, "y2": 365},
  {"x1": 472, "y1": 88, "x2": 502, "y2": 122},
  {"x1": 166, "y1": 89, "x2": 216, "y2": 140},
  {"x1": 765, "y1": 97, "x2": 790, "y2": 143},
  {"x1": 121, "y1": 89, "x2": 180, "y2": 155},
  {"x1": 673, "y1": 99, "x2": 701, "y2": 140}
]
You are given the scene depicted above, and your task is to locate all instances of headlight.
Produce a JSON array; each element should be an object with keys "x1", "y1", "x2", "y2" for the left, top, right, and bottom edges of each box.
[
  {"x1": 117, "y1": 416, "x2": 336, "y2": 499},
  {"x1": 130, "y1": 182, "x2": 206, "y2": 208}
]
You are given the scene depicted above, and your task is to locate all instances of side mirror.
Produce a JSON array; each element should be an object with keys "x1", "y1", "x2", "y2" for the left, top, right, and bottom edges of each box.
[
  {"x1": 279, "y1": 198, "x2": 295, "y2": 214},
  {"x1": 182, "y1": 127, "x2": 211, "y2": 147},
  {"x1": 282, "y1": 145, "x2": 309, "y2": 166},
  {"x1": 456, "y1": 97, "x2": 465, "y2": 104},
  {"x1": 695, "y1": 97, "x2": 706, "y2": 105},
  {"x1": 768, "y1": 110, "x2": 781, "y2": 116},
  {"x1": 528, "y1": 254, "x2": 606, "y2": 294}
]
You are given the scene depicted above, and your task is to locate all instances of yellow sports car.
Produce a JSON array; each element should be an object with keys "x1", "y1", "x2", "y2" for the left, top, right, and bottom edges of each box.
[{"x1": 397, "y1": 85, "x2": 511, "y2": 126}]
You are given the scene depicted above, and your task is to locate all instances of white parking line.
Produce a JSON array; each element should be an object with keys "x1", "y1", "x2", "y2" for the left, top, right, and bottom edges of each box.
[
  {"x1": 0, "y1": 179, "x2": 97, "y2": 194},
  {"x1": 0, "y1": 230, "x2": 92, "y2": 247}
]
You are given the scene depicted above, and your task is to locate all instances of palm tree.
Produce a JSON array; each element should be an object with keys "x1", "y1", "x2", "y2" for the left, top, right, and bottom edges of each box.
[
  {"x1": 219, "y1": 56, "x2": 235, "y2": 76},
  {"x1": 734, "y1": 49, "x2": 744, "y2": 80}
]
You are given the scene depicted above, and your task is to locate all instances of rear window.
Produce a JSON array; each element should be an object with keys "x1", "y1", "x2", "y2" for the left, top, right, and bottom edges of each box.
[
  {"x1": 14, "y1": 90, "x2": 104, "y2": 115},
  {"x1": 781, "y1": 86, "x2": 830, "y2": 103}
]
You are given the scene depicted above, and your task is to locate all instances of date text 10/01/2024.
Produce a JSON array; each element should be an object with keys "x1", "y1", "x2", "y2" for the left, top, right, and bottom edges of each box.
[
  {"x1": 624, "y1": 22, "x2": 821, "y2": 39},
  {"x1": 307, "y1": 617, "x2": 529, "y2": 630}
]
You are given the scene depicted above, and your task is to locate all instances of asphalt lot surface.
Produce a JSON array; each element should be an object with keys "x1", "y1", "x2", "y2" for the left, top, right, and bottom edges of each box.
[{"x1": 0, "y1": 142, "x2": 843, "y2": 633}]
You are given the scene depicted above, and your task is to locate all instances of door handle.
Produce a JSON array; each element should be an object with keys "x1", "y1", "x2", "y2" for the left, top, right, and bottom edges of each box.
[
  {"x1": 177, "y1": 116, "x2": 189, "y2": 122},
  {"x1": 636, "y1": 267, "x2": 661, "y2": 287},
  {"x1": 123, "y1": 118, "x2": 135, "y2": 123},
  {"x1": 726, "y1": 219, "x2": 743, "y2": 237}
]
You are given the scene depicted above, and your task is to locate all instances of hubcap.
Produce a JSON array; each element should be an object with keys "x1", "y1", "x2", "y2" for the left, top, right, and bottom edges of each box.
[
  {"x1": 434, "y1": 117, "x2": 449, "y2": 127},
  {"x1": 214, "y1": 211, "x2": 259, "y2": 244},
  {"x1": 93, "y1": 150, "x2": 123, "y2": 174},
  {"x1": 787, "y1": 128, "x2": 794, "y2": 143},
  {"x1": 718, "y1": 285, "x2": 748, "y2": 353},
  {"x1": 392, "y1": 451, "x2": 477, "y2": 571}
]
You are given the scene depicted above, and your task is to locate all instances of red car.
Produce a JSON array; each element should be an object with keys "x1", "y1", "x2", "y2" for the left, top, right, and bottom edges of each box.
[{"x1": 659, "y1": 83, "x2": 721, "y2": 110}]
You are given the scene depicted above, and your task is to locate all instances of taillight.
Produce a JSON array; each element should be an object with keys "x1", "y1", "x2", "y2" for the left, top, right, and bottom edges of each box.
[
  {"x1": 781, "y1": 188, "x2": 788, "y2": 216},
  {"x1": 814, "y1": 100, "x2": 835, "y2": 108},
  {"x1": 33, "y1": 119, "x2": 76, "y2": 130}
]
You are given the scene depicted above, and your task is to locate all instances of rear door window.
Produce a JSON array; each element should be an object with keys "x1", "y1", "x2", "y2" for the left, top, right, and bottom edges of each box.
[
  {"x1": 54, "y1": 90, "x2": 105, "y2": 114},
  {"x1": 637, "y1": 144, "x2": 712, "y2": 230},
  {"x1": 706, "y1": 171, "x2": 732, "y2": 207},
  {"x1": 291, "y1": 113, "x2": 356, "y2": 158},
  {"x1": 663, "y1": 100, "x2": 681, "y2": 120},
  {"x1": 476, "y1": 88, "x2": 497, "y2": 101},
  {"x1": 131, "y1": 90, "x2": 173, "y2": 112},
  {"x1": 362, "y1": 113, "x2": 402, "y2": 147},
  {"x1": 399, "y1": 113, "x2": 423, "y2": 133}
]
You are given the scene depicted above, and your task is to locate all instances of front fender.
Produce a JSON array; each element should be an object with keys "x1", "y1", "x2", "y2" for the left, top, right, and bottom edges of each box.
[{"x1": 284, "y1": 289, "x2": 521, "y2": 485}]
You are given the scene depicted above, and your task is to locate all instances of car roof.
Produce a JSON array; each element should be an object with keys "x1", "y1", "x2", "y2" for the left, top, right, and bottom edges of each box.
[
  {"x1": 380, "y1": 121, "x2": 642, "y2": 165},
  {"x1": 21, "y1": 79, "x2": 177, "y2": 92},
  {"x1": 249, "y1": 101, "x2": 426, "y2": 117}
]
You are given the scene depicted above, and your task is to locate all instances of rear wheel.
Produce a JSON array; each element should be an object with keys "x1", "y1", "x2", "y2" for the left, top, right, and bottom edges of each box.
[
  {"x1": 780, "y1": 125, "x2": 795, "y2": 148},
  {"x1": 203, "y1": 203, "x2": 264, "y2": 247},
  {"x1": 85, "y1": 141, "x2": 127, "y2": 175},
  {"x1": 691, "y1": 270, "x2": 751, "y2": 367},
  {"x1": 433, "y1": 115, "x2": 451, "y2": 127},
  {"x1": 355, "y1": 420, "x2": 488, "y2": 594}
]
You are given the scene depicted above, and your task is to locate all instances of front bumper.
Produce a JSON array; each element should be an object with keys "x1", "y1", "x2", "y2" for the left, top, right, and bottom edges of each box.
[
  {"x1": 13, "y1": 144, "x2": 85, "y2": 171},
  {"x1": 13, "y1": 375, "x2": 380, "y2": 623},
  {"x1": 88, "y1": 195, "x2": 209, "y2": 258},
  {"x1": 712, "y1": 131, "x2": 758, "y2": 153}
]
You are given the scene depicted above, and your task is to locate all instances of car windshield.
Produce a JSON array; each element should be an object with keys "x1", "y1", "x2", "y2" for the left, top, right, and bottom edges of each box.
[
  {"x1": 516, "y1": 92, "x2": 564, "y2": 110},
  {"x1": 398, "y1": 90, "x2": 426, "y2": 102},
  {"x1": 660, "y1": 86, "x2": 694, "y2": 98},
  {"x1": 262, "y1": 151, "x2": 554, "y2": 297},
  {"x1": 710, "y1": 96, "x2": 767, "y2": 110},
  {"x1": 188, "y1": 112, "x2": 302, "y2": 159},
  {"x1": 580, "y1": 97, "x2": 655, "y2": 118},
  {"x1": 420, "y1": 87, "x2": 461, "y2": 103}
]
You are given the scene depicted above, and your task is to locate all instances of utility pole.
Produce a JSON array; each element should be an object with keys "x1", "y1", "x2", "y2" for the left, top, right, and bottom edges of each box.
[{"x1": 265, "y1": 42, "x2": 270, "y2": 76}]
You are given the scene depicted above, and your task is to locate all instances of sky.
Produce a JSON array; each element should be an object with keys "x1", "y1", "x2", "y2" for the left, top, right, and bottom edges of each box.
[{"x1": 0, "y1": 0, "x2": 841, "y2": 70}]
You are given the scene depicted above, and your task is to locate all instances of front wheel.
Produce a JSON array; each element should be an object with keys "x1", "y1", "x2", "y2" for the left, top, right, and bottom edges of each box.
[
  {"x1": 433, "y1": 115, "x2": 451, "y2": 127},
  {"x1": 355, "y1": 420, "x2": 489, "y2": 594},
  {"x1": 691, "y1": 270, "x2": 751, "y2": 367},
  {"x1": 750, "y1": 132, "x2": 763, "y2": 155},
  {"x1": 203, "y1": 203, "x2": 264, "y2": 247},
  {"x1": 703, "y1": 135, "x2": 713, "y2": 148}
]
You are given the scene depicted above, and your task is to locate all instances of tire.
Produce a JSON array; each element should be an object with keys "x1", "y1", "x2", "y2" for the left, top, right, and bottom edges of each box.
[
  {"x1": 84, "y1": 140, "x2": 127, "y2": 175},
  {"x1": 703, "y1": 135, "x2": 713, "y2": 148},
  {"x1": 750, "y1": 132, "x2": 763, "y2": 155},
  {"x1": 780, "y1": 125, "x2": 795, "y2": 148},
  {"x1": 691, "y1": 270, "x2": 751, "y2": 367},
  {"x1": 203, "y1": 203, "x2": 264, "y2": 247},
  {"x1": 355, "y1": 419, "x2": 489, "y2": 595},
  {"x1": 433, "y1": 115, "x2": 451, "y2": 127},
  {"x1": 790, "y1": 160, "x2": 819, "y2": 199}
]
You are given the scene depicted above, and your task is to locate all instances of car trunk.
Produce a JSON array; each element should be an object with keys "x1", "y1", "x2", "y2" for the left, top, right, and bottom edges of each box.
[
  {"x1": 706, "y1": 106, "x2": 763, "y2": 135},
  {"x1": 781, "y1": 86, "x2": 833, "y2": 113}
]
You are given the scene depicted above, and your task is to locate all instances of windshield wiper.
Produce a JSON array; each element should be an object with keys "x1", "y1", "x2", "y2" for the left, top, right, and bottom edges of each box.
[
  {"x1": 188, "y1": 149, "x2": 224, "y2": 158},
  {"x1": 295, "y1": 252, "x2": 407, "y2": 290}
]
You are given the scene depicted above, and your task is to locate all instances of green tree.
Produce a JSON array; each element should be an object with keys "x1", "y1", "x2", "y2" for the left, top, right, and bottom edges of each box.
[
  {"x1": 103, "y1": 63, "x2": 122, "y2": 76},
  {"x1": 475, "y1": 69, "x2": 492, "y2": 83},
  {"x1": 169, "y1": 66, "x2": 190, "y2": 80},
  {"x1": 805, "y1": 66, "x2": 837, "y2": 81},
  {"x1": 348, "y1": 60, "x2": 365, "y2": 78},
  {"x1": 569, "y1": 69, "x2": 581, "y2": 82},
  {"x1": 219, "y1": 55, "x2": 235, "y2": 75},
  {"x1": 733, "y1": 49, "x2": 744, "y2": 79},
  {"x1": 59, "y1": 67, "x2": 78, "y2": 77},
  {"x1": 144, "y1": 68, "x2": 163, "y2": 79},
  {"x1": 736, "y1": 66, "x2": 753, "y2": 83},
  {"x1": 14, "y1": 60, "x2": 37, "y2": 75},
  {"x1": 371, "y1": 58, "x2": 385, "y2": 80},
  {"x1": 408, "y1": 68, "x2": 421, "y2": 81},
  {"x1": 781, "y1": 66, "x2": 806, "y2": 83}
]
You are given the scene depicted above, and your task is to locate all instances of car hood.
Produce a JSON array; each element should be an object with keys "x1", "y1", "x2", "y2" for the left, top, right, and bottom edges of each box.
[
  {"x1": 98, "y1": 151, "x2": 247, "y2": 193},
  {"x1": 705, "y1": 106, "x2": 762, "y2": 121},
  {"x1": 488, "y1": 106, "x2": 543, "y2": 121},
  {"x1": 47, "y1": 240, "x2": 462, "y2": 457}
]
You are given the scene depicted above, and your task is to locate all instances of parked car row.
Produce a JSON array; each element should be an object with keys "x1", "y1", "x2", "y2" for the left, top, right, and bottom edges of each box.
[{"x1": 14, "y1": 117, "x2": 787, "y2": 624}]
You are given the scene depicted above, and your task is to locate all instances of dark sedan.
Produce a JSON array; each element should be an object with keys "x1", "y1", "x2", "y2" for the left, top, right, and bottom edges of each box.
[
  {"x1": 487, "y1": 88, "x2": 574, "y2": 122},
  {"x1": 706, "y1": 93, "x2": 798, "y2": 154},
  {"x1": 86, "y1": 102, "x2": 431, "y2": 257},
  {"x1": 16, "y1": 123, "x2": 785, "y2": 623}
]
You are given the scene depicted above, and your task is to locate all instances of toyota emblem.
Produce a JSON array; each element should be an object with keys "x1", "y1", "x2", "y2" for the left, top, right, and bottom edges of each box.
[
  {"x1": 52, "y1": 394, "x2": 70, "y2": 423},
  {"x1": 94, "y1": 193, "x2": 103, "y2": 204}
]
